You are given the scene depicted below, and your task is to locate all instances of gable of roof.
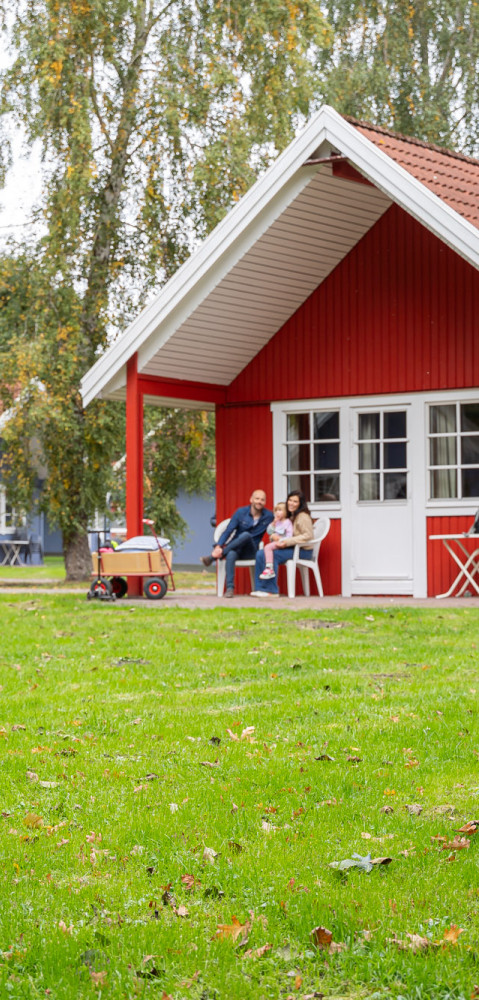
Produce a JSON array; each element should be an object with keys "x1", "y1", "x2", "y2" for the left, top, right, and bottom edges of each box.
[
  {"x1": 348, "y1": 117, "x2": 479, "y2": 228},
  {"x1": 81, "y1": 105, "x2": 479, "y2": 408}
]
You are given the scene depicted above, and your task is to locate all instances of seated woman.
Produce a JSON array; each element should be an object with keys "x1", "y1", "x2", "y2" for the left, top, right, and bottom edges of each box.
[{"x1": 251, "y1": 490, "x2": 313, "y2": 596}]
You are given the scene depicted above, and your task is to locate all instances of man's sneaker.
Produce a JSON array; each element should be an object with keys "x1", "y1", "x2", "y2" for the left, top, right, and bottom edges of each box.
[
  {"x1": 201, "y1": 555, "x2": 213, "y2": 567},
  {"x1": 259, "y1": 567, "x2": 275, "y2": 580},
  {"x1": 224, "y1": 588, "x2": 234, "y2": 598}
]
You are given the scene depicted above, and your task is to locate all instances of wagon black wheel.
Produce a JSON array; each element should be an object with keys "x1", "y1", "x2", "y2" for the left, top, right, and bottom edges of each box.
[
  {"x1": 111, "y1": 576, "x2": 127, "y2": 598},
  {"x1": 88, "y1": 578, "x2": 113, "y2": 598},
  {"x1": 143, "y1": 576, "x2": 167, "y2": 600}
]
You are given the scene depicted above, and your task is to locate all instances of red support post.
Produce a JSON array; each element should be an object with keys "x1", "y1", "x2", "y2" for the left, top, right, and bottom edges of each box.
[{"x1": 126, "y1": 354, "x2": 144, "y2": 597}]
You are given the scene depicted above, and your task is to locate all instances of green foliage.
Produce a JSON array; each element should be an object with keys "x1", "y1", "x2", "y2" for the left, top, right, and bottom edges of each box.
[
  {"x1": 109, "y1": 408, "x2": 215, "y2": 544},
  {"x1": 321, "y1": 0, "x2": 479, "y2": 152},
  {"x1": 0, "y1": 0, "x2": 331, "y2": 576}
]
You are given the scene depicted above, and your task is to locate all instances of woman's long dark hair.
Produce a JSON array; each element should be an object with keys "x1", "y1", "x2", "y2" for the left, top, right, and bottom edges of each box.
[{"x1": 286, "y1": 490, "x2": 311, "y2": 523}]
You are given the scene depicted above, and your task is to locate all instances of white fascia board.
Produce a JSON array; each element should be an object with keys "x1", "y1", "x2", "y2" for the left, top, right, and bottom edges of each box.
[
  {"x1": 322, "y1": 107, "x2": 479, "y2": 271},
  {"x1": 81, "y1": 111, "x2": 332, "y2": 407}
]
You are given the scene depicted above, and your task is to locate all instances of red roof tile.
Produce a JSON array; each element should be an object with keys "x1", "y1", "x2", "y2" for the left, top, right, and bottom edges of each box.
[{"x1": 345, "y1": 117, "x2": 479, "y2": 229}]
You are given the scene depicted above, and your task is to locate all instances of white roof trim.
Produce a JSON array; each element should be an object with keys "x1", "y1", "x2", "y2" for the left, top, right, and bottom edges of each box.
[{"x1": 81, "y1": 105, "x2": 479, "y2": 408}]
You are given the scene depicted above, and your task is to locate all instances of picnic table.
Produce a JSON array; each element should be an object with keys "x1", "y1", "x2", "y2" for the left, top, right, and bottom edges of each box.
[{"x1": 0, "y1": 538, "x2": 30, "y2": 566}]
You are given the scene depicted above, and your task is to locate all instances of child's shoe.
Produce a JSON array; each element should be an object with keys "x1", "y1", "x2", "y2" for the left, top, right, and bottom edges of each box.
[{"x1": 259, "y1": 567, "x2": 275, "y2": 580}]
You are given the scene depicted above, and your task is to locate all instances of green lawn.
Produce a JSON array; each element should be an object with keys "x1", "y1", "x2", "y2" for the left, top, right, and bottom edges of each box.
[{"x1": 1, "y1": 597, "x2": 478, "y2": 999}]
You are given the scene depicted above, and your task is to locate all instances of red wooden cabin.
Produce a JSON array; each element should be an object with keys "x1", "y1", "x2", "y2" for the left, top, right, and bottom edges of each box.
[{"x1": 81, "y1": 107, "x2": 479, "y2": 598}]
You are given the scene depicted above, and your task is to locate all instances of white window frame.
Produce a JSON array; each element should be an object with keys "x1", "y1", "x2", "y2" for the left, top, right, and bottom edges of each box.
[
  {"x1": 0, "y1": 486, "x2": 16, "y2": 532},
  {"x1": 282, "y1": 408, "x2": 341, "y2": 508},
  {"x1": 272, "y1": 388, "x2": 479, "y2": 598},
  {"x1": 427, "y1": 400, "x2": 479, "y2": 501}
]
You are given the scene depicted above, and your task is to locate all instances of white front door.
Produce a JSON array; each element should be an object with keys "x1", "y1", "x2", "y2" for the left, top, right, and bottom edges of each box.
[{"x1": 350, "y1": 406, "x2": 413, "y2": 594}]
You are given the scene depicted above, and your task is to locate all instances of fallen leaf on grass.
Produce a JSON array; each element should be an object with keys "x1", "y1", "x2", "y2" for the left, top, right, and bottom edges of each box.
[
  {"x1": 380, "y1": 806, "x2": 394, "y2": 814},
  {"x1": 175, "y1": 905, "x2": 189, "y2": 918},
  {"x1": 24, "y1": 813, "x2": 43, "y2": 829},
  {"x1": 329, "y1": 852, "x2": 391, "y2": 874},
  {"x1": 133, "y1": 784, "x2": 148, "y2": 793},
  {"x1": 243, "y1": 943, "x2": 272, "y2": 959},
  {"x1": 315, "y1": 754, "x2": 335, "y2": 762},
  {"x1": 202, "y1": 847, "x2": 218, "y2": 864},
  {"x1": 457, "y1": 821, "x2": 478, "y2": 836},
  {"x1": 404, "y1": 804, "x2": 423, "y2": 816},
  {"x1": 58, "y1": 921, "x2": 73, "y2": 934},
  {"x1": 26, "y1": 771, "x2": 39, "y2": 782},
  {"x1": 39, "y1": 780, "x2": 59, "y2": 789},
  {"x1": 216, "y1": 915, "x2": 250, "y2": 944},
  {"x1": 388, "y1": 932, "x2": 436, "y2": 953},
  {"x1": 90, "y1": 970, "x2": 107, "y2": 987},
  {"x1": 442, "y1": 837, "x2": 470, "y2": 851},
  {"x1": 181, "y1": 874, "x2": 201, "y2": 891},
  {"x1": 241, "y1": 726, "x2": 255, "y2": 741},
  {"x1": 200, "y1": 760, "x2": 220, "y2": 769},
  {"x1": 228, "y1": 840, "x2": 243, "y2": 853},
  {"x1": 226, "y1": 728, "x2": 239, "y2": 742},
  {"x1": 347, "y1": 755, "x2": 362, "y2": 763},
  {"x1": 443, "y1": 925, "x2": 464, "y2": 944},
  {"x1": 310, "y1": 925, "x2": 346, "y2": 954}
]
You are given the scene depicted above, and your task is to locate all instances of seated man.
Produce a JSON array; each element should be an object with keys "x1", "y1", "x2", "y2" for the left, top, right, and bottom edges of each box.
[{"x1": 201, "y1": 490, "x2": 273, "y2": 597}]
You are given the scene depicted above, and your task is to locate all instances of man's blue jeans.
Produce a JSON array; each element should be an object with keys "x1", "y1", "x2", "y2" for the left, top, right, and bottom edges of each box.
[{"x1": 222, "y1": 532, "x2": 257, "y2": 590}]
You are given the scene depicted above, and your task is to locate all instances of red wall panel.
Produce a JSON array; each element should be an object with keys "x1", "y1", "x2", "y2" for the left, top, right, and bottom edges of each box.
[
  {"x1": 427, "y1": 515, "x2": 477, "y2": 597},
  {"x1": 227, "y1": 204, "x2": 479, "y2": 405}
]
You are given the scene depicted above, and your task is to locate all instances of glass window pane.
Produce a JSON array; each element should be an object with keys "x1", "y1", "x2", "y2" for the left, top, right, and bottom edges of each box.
[
  {"x1": 359, "y1": 442, "x2": 379, "y2": 470},
  {"x1": 287, "y1": 413, "x2": 309, "y2": 441},
  {"x1": 314, "y1": 442, "x2": 339, "y2": 470},
  {"x1": 286, "y1": 443, "x2": 310, "y2": 471},
  {"x1": 430, "y1": 404, "x2": 456, "y2": 434},
  {"x1": 462, "y1": 468, "x2": 479, "y2": 498},
  {"x1": 461, "y1": 435, "x2": 479, "y2": 465},
  {"x1": 314, "y1": 475, "x2": 340, "y2": 502},
  {"x1": 384, "y1": 441, "x2": 406, "y2": 469},
  {"x1": 430, "y1": 436, "x2": 456, "y2": 465},
  {"x1": 313, "y1": 411, "x2": 339, "y2": 439},
  {"x1": 384, "y1": 411, "x2": 406, "y2": 438},
  {"x1": 384, "y1": 472, "x2": 407, "y2": 500},
  {"x1": 287, "y1": 474, "x2": 311, "y2": 501},
  {"x1": 358, "y1": 413, "x2": 379, "y2": 440},
  {"x1": 430, "y1": 469, "x2": 457, "y2": 498},
  {"x1": 358, "y1": 472, "x2": 379, "y2": 501},
  {"x1": 461, "y1": 403, "x2": 479, "y2": 433}
]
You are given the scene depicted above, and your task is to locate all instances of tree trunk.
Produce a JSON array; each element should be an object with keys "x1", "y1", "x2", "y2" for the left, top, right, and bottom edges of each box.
[{"x1": 64, "y1": 529, "x2": 92, "y2": 581}]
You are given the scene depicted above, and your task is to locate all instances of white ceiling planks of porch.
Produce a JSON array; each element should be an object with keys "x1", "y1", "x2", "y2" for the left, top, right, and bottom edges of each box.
[{"x1": 138, "y1": 168, "x2": 391, "y2": 386}]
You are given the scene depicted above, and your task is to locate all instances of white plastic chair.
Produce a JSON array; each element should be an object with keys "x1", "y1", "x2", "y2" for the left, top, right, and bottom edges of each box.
[
  {"x1": 213, "y1": 518, "x2": 263, "y2": 596},
  {"x1": 286, "y1": 517, "x2": 331, "y2": 598}
]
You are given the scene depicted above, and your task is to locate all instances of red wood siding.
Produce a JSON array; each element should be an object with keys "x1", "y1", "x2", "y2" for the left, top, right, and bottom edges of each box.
[
  {"x1": 217, "y1": 204, "x2": 478, "y2": 596},
  {"x1": 227, "y1": 204, "x2": 479, "y2": 404},
  {"x1": 427, "y1": 515, "x2": 477, "y2": 597}
]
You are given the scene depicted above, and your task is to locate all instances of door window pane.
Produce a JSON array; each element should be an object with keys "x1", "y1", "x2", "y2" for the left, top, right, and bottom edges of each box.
[
  {"x1": 314, "y1": 442, "x2": 339, "y2": 470},
  {"x1": 384, "y1": 441, "x2": 406, "y2": 469},
  {"x1": 430, "y1": 404, "x2": 456, "y2": 434},
  {"x1": 287, "y1": 443, "x2": 309, "y2": 471},
  {"x1": 430, "y1": 469, "x2": 457, "y2": 498},
  {"x1": 359, "y1": 442, "x2": 379, "y2": 470},
  {"x1": 358, "y1": 413, "x2": 379, "y2": 440},
  {"x1": 287, "y1": 413, "x2": 309, "y2": 441},
  {"x1": 314, "y1": 475, "x2": 340, "y2": 502},
  {"x1": 384, "y1": 411, "x2": 406, "y2": 438},
  {"x1": 384, "y1": 472, "x2": 407, "y2": 500},
  {"x1": 461, "y1": 403, "x2": 479, "y2": 432},
  {"x1": 358, "y1": 472, "x2": 380, "y2": 501},
  {"x1": 430, "y1": 436, "x2": 456, "y2": 465},
  {"x1": 313, "y1": 411, "x2": 339, "y2": 439}
]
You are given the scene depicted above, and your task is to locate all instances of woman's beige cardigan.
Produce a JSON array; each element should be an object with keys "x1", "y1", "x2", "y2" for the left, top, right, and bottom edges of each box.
[{"x1": 289, "y1": 511, "x2": 314, "y2": 547}]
